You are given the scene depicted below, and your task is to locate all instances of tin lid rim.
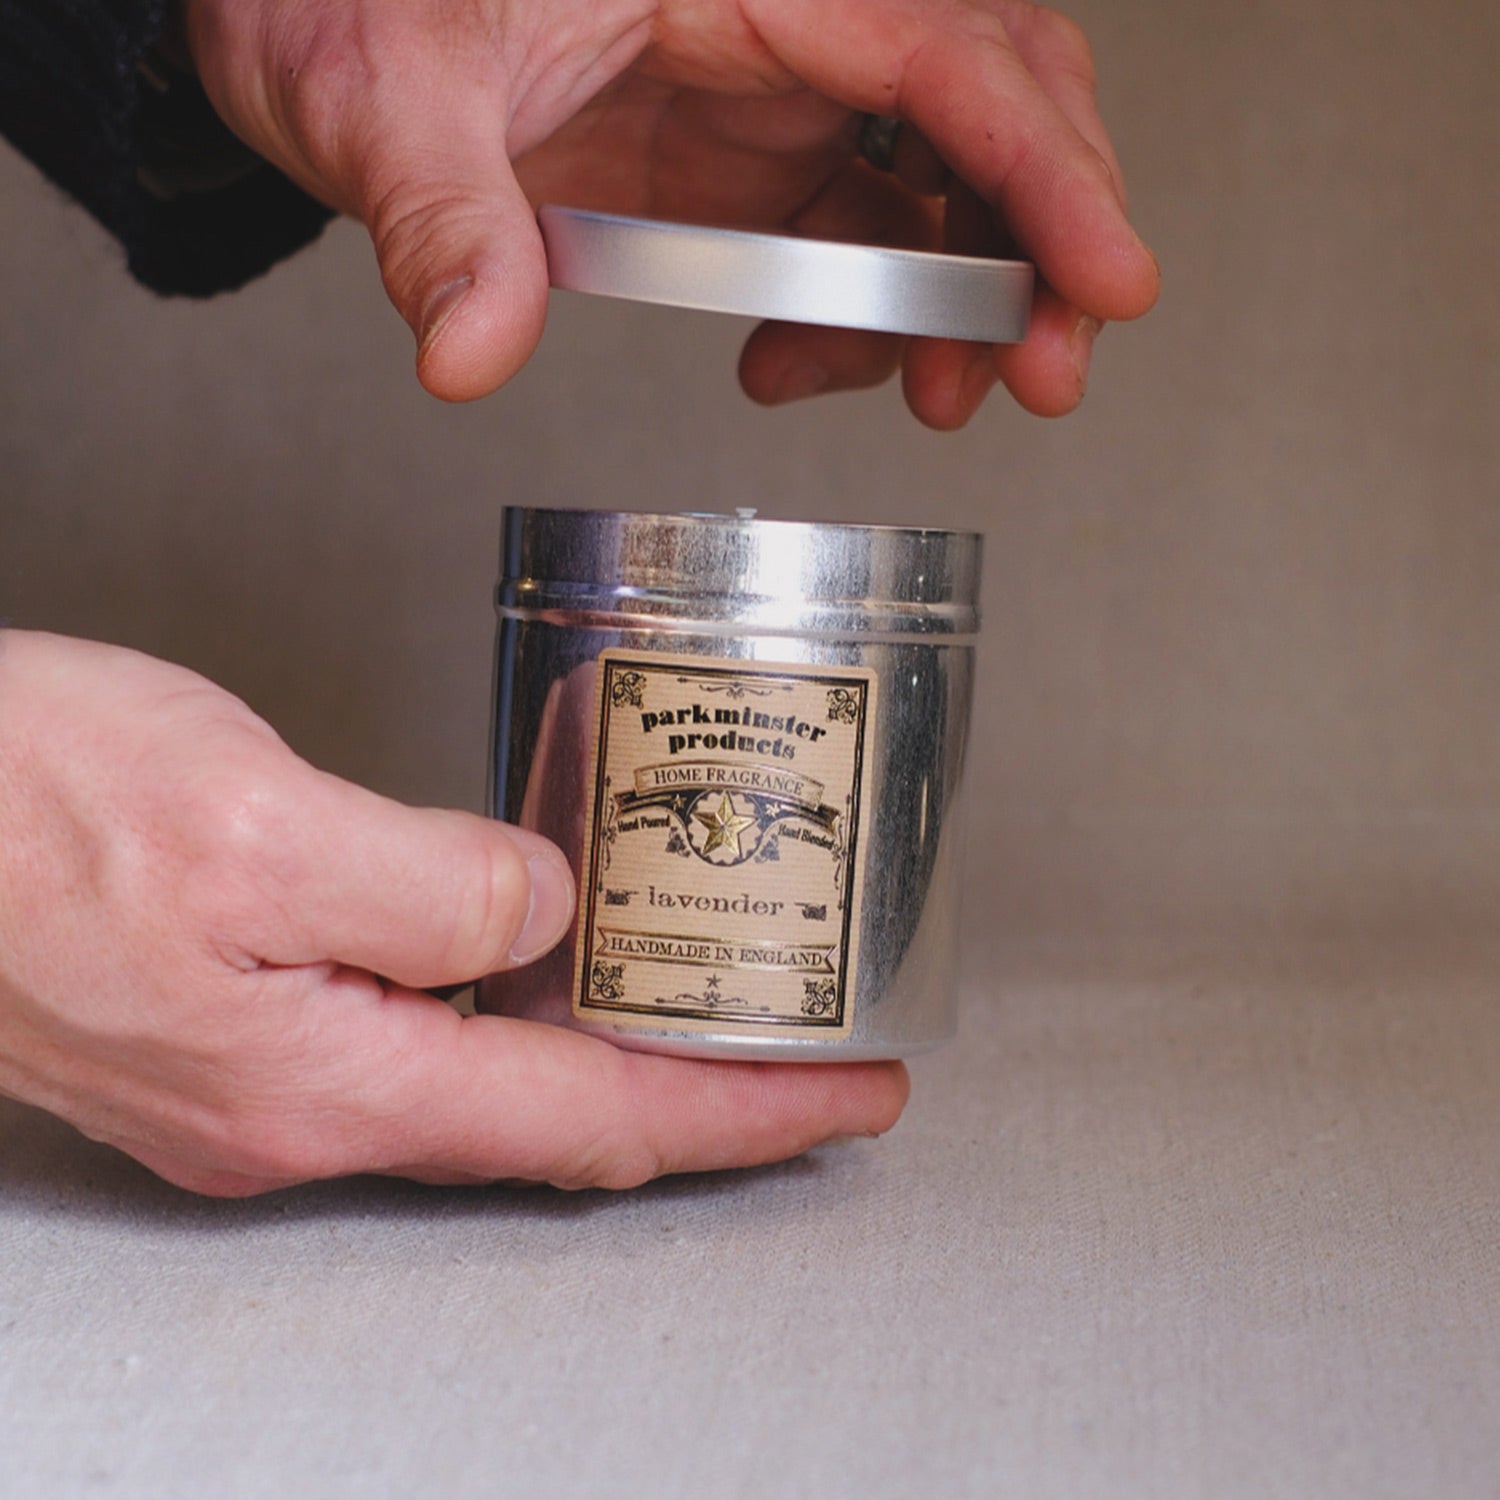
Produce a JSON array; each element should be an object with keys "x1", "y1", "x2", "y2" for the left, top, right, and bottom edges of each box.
[{"x1": 540, "y1": 204, "x2": 1033, "y2": 344}]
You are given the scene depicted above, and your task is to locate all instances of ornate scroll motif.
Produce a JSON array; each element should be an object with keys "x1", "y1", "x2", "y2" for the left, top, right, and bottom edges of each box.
[
  {"x1": 611, "y1": 671, "x2": 648, "y2": 709},
  {"x1": 674, "y1": 674, "x2": 793, "y2": 700},
  {"x1": 826, "y1": 687, "x2": 860, "y2": 725},
  {"x1": 654, "y1": 975, "x2": 753, "y2": 1011},
  {"x1": 590, "y1": 961, "x2": 627, "y2": 1002},
  {"x1": 801, "y1": 978, "x2": 838, "y2": 1017}
]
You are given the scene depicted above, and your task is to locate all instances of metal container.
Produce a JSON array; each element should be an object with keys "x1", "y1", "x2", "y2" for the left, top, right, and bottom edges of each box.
[{"x1": 476, "y1": 506, "x2": 981, "y2": 1061}]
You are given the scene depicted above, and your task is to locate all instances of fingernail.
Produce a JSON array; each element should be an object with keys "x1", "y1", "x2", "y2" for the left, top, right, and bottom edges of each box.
[
  {"x1": 771, "y1": 362, "x2": 831, "y2": 403},
  {"x1": 418, "y1": 275, "x2": 474, "y2": 355},
  {"x1": 1070, "y1": 315, "x2": 1103, "y2": 391},
  {"x1": 510, "y1": 847, "x2": 576, "y2": 965}
]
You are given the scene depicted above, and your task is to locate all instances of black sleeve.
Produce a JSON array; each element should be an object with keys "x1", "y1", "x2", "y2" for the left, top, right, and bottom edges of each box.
[{"x1": 0, "y1": 0, "x2": 336, "y2": 295}]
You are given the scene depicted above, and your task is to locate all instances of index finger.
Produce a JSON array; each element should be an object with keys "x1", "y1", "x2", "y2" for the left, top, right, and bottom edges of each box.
[
  {"x1": 747, "y1": 0, "x2": 1159, "y2": 322},
  {"x1": 323, "y1": 993, "x2": 912, "y2": 1190}
]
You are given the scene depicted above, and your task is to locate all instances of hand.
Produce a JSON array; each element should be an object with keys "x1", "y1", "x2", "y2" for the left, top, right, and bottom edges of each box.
[
  {"x1": 180, "y1": 0, "x2": 1159, "y2": 424},
  {"x1": 0, "y1": 632, "x2": 907, "y2": 1197}
]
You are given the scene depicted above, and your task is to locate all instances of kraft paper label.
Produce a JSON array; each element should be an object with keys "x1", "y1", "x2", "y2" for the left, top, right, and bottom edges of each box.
[{"x1": 573, "y1": 650, "x2": 876, "y2": 1038}]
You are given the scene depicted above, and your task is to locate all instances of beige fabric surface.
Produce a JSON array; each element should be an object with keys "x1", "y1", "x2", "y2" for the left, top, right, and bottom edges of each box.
[
  {"x1": 3, "y1": 934, "x2": 1498, "y2": 1499},
  {"x1": 2, "y1": 0, "x2": 1498, "y2": 1492}
]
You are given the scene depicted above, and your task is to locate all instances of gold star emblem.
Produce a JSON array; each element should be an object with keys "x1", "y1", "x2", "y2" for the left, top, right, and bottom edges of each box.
[{"x1": 694, "y1": 792, "x2": 757, "y2": 858}]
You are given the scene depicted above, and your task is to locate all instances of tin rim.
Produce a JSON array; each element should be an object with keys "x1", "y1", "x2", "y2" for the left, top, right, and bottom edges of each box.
[
  {"x1": 541, "y1": 205, "x2": 1033, "y2": 344},
  {"x1": 496, "y1": 505, "x2": 983, "y2": 629}
]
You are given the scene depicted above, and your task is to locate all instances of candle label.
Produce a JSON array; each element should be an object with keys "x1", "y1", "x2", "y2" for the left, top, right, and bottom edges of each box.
[{"x1": 574, "y1": 650, "x2": 877, "y2": 1039}]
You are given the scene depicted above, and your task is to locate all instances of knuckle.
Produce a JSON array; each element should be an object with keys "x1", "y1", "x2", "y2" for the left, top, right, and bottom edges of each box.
[
  {"x1": 133, "y1": 752, "x2": 299, "y2": 944},
  {"x1": 1023, "y1": 4, "x2": 1098, "y2": 87},
  {"x1": 129, "y1": 724, "x2": 319, "y2": 960},
  {"x1": 589, "y1": 1139, "x2": 667, "y2": 1192},
  {"x1": 550, "y1": 1059, "x2": 668, "y2": 1191},
  {"x1": 272, "y1": 17, "x2": 370, "y2": 154},
  {"x1": 183, "y1": 777, "x2": 302, "y2": 911},
  {"x1": 1041, "y1": 7, "x2": 1094, "y2": 62},
  {"x1": 558, "y1": 1138, "x2": 664, "y2": 1193},
  {"x1": 215, "y1": 1113, "x2": 343, "y2": 1185},
  {"x1": 369, "y1": 188, "x2": 491, "y2": 315},
  {"x1": 200, "y1": 780, "x2": 287, "y2": 868},
  {"x1": 170, "y1": 1170, "x2": 271, "y2": 1200}
]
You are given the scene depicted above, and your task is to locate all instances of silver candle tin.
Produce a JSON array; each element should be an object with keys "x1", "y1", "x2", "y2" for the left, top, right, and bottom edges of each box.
[{"x1": 476, "y1": 506, "x2": 981, "y2": 1061}]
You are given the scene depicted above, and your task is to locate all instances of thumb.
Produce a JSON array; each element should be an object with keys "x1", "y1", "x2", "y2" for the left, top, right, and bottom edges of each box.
[
  {"x1": 240, "y1": 764, "x2": 576, "y2": 991},
  {"x1": 358, "y1": 109, "x2": 550, "y2": 402}
]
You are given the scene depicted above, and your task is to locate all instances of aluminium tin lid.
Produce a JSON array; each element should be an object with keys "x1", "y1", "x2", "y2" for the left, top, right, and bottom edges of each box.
[{"x1": 540, "y1": 205, "x2": 1033, "y2": 344}]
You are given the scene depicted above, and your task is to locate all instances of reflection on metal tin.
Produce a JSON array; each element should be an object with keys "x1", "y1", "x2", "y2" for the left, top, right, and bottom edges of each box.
[{"x1": 476, "y1": 507, "x2": 981, "y2": 1061}]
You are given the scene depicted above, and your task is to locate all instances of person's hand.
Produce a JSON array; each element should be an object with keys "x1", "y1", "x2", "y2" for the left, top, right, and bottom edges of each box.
[
  {"x1": 0, "y1": 632, "x2": 907, "y2": 1197},
  {"x1": 179, "y1": 0, "x2": 1159, "y2": 425}
]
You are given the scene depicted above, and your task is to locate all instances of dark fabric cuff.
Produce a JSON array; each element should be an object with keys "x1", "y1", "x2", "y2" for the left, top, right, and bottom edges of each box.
[{"x1": 0, "y1": 0, "x2": 336, "y2": 296}]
